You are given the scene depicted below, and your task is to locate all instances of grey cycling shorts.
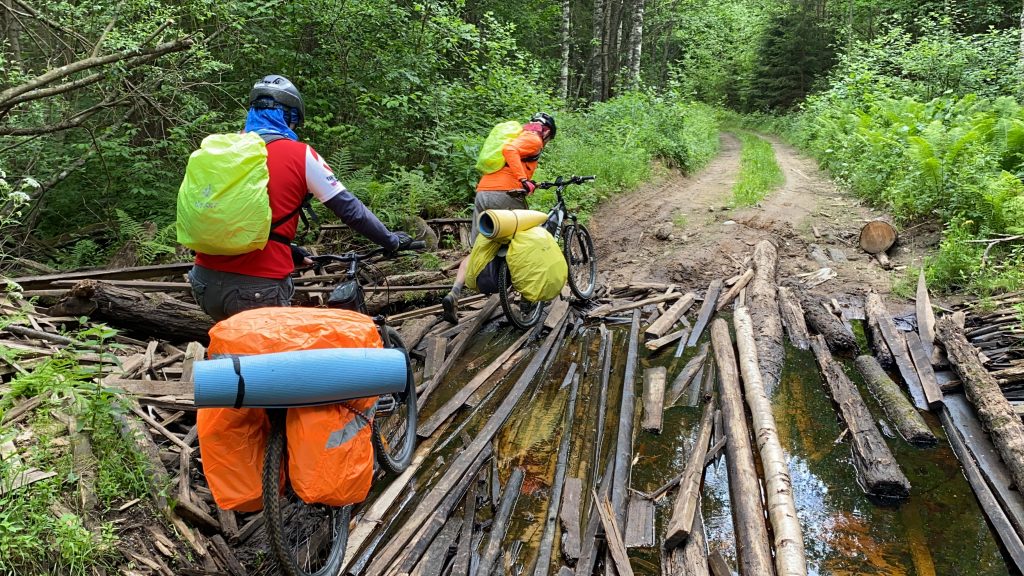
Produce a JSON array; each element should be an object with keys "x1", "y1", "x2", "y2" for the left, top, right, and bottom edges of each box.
[
  {"x1": 470, "y1": 191, "x2": 528, "y2": 246},
  {"x1": 188, "y1": 265, "x2": 295, "y2": 322}
]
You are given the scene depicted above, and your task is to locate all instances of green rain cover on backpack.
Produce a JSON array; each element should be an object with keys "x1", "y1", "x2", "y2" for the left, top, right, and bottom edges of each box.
[
  {"x1": 176, "y1": 132, "x2": 272, "y2": 255},
  {"x1": 475, "y1": 121, "x2": 522, "y2": 174}
]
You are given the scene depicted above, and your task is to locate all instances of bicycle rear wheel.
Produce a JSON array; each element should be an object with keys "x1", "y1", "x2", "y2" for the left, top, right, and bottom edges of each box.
[
  {"x1": 563, "y1": 223, "x2": 597, "y2": 300},
  {"x1": 263, "y1": 410, "x2": 350, "y2": 576},
  {"x1": 497, "y1": 258, "x2": 544, "y2": 330},
  {"x1": 372, "y1": 327, "x2": 417, "y2": 474}
]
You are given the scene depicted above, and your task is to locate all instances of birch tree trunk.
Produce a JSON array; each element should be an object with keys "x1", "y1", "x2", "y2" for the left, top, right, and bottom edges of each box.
[
  {"x1": 1020, "y1": 1, "x2": 1024, "y2": 72},
  {"x1": 627, "y1": 0, "x2": 645, "y2": 87},
  {"x1": 591, "y1": 0, "x2": 606, "y2": 101},
  {"x1": 559, "y1": 0, "x2": 571, "y2": 100}
]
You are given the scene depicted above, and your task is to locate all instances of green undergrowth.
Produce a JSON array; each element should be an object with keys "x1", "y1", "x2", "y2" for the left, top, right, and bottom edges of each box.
[
  {"x1": 731, "y1": 131, "x2": 783, "y2": 207},
  {"x1": 0, "y1": 325, "x2": 152, "y2": 576}
]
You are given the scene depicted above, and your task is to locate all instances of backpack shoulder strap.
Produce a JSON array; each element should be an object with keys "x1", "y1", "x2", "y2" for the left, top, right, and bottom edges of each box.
[{"x1": 268, "y1": 193, "x2": 315, "y2": 245}]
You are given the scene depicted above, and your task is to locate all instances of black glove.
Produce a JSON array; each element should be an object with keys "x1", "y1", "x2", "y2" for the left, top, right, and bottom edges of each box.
[
  {"x1": 290, "y1": 243, "x2": 312, "y2": 266},
  {"x1": 388, "y1": 231, "x2": 414, "y2": 254}
]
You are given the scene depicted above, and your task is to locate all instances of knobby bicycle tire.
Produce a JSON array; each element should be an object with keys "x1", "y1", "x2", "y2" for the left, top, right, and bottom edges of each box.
[
  {"x1": 372, "y1": 327, "x2": 417, "y2": 474},
  {"x1": 563, "y1": 224, "x2": 597, "y2": 300},
  {"x1": 497, "y1": 258, "x2": 543, "y2": 330}
]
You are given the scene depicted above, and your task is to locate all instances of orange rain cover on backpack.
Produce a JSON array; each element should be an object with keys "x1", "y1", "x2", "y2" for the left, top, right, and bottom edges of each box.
[{"x1": 197, "y1": 307, "x2": 383, "y2": 511}]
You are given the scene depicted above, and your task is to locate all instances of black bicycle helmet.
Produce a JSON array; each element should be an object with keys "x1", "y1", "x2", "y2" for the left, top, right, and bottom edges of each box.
[
  {"x1": 249, "y1": 74, "x2": 305, "y2": 127},
  {"x1": 530, "y1": 112, "x2": 556, "y2": 141}
]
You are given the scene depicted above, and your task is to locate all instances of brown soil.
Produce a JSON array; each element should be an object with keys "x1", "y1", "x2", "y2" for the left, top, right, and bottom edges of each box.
[{"x1": 588, "y1": 132, "x2": 932, "y2": 304}]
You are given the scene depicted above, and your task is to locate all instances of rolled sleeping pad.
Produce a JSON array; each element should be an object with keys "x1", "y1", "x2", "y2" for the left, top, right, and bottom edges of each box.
[
  {"x1": 478, "y1": 209, "x2": 549, "y2": 241},
  {"x1": 193, "y1": 348, "x2": 408, "y2": 408}
]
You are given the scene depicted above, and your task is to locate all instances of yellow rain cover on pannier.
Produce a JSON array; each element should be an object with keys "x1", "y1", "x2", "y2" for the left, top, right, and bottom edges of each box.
[{"x1": 507, "y1": 226, "x2": 567, "y2": 302}]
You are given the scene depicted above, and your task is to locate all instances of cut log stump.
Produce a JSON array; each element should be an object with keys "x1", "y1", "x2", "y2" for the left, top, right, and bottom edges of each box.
[{"x1": 860, "y1": 220, "x2": 898, "y2": 254}]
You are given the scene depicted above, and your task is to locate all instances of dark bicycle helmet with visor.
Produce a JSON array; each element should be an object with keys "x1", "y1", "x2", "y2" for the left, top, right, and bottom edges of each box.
[
  {"x1": 530, "y1": 112, "x2": 557, "y2": 141},
  {"x1": 249, "y1": 75, "x2": 305, "y2": 127}
]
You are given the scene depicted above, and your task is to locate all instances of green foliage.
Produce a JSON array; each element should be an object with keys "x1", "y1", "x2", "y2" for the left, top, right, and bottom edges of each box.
[{"x1": 732, "y1": 132, "x2": 784, "y2": 206}]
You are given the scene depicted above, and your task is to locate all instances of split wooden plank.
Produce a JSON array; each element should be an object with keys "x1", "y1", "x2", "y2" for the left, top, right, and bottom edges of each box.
[
  {"x1": 916, "y1": 269, "x2": 937, "y2": 361},
  {"x1": 734, "y1": 308, "x2": 807, "y2": 575},
  {"x1": 416, "y1": 295, "x2": 499, "y2": 408},
  {"x1": 477, "y1": 467, "x2": 525, "y2": 576},
  {"x1": 589, "y1": 292, "x2": 684, "y2": 319},
  {"x1": 748, "y1": 241, "x2": 784, "y2": 393},
  {"x1": 645, "y1": 292, "x2": 696, "y2": 339},
  {"x1": 12, "y1": 262, "x2": 194, "y2": 290},
  {"x1": 937, "y1": 316, "x2": 1024, "y2": 494},
  {"x1": 593, "y1": 493, "x2": 635, "y2": 576},
  {"x1": 421, "y1": 336, "x2": 447, "y2": 382},
  {"x1": 854, "y1": 356, "x2": 936, "y2": 447},
  {"x1": 905, "y1": 331, "x2": 944, "y2": 409},
  {"x1": 710, "y1": 319, "x2": 775, "y2": 575},
  {"x1": 450, "y1": 471, "x2": 481, "y2": 576},
  {"x1": 534, "y1": 366, "x2": 580, "y2": 576},
  {"x1": 665, "y1": 401, "x2": 715, "y2": 549},
  {"x1": 777, "y1": 286, "x2": 810, "y2": 350},
  {"x1": 408, "y1": 514, "x2": 462, "y2": 576},
  {"x1": 686, "y1": 279, "x2": 724, "y2": 348},
  {"x1": 642, "y1": 367, "x2": 667, "y2": 433},
  {"x1": 866, "y1": 292, "x2": 928, "y2": 410},
  {"x1": 716, "y1": 269, "x2": 753, "y2": 311},
  {"x1": 0, "y1": 469, "x2": 57, "y2": 496},
  {"x1": 397, "y1": 315, "x2": 440, "y2": 351},
  {"x1": 612, "y1": 310, "x2": 642, "y2": 530},
  {"x1": 624, "y1": 495, "x2": 655, "y2": 548},
  {"x1": 559, "y1": 477, "x2": 583, "y2": 561},
  {"x1": 646, "y1": 328, "x2": 688, "y2": 352},
  {"x1": 811, "y1": 335, "x2": 911, "y2": 498},
  {"x1": 667, "y1": 343, "x2": 709, "y2": 406},
  {"x1": 666, "y1": 501, "x2": 710, "y2": 576},
  {"x1": 181, "y1": 342, "x2": 204, "y2": 383},
  {"x1": 387, "y1": 294, "x2": 487, "y2": 323}
]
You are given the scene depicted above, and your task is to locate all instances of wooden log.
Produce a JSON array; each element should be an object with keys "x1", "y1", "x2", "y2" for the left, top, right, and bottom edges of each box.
[
  {"x1": 114, "y1": 407, "x2": 170, "y2": 511},
  {"x1": 667, "y1": 343, "x2": 709, "y2": 406},
  {"x1": 716, "y1": 269, "x2": 753, "y2": 311},
  {"x1": 589, "y1": 325, "x2": 613, "y2": 486},
  {"x1": 559, "y1": 477, "x2": 583, "y2": 561},
  {"x1": 593, "y1": 493, "x2": 635, "y2": 576},
  {"x1": 646, "y1": 328, "x2": 688, "y2": 352},
  {"x1": 665, "y1": 401, "x2": 714, "y2": 549},
  {"x1": 811, "y1": 335, "x2": 911, "y2": 498},
  {"x1": 708, "y1": 552, "x2": 733, "y2": 576},
  {"x1": 875, "y1": 251, "x2": 892, "y2": 269},
  {"x1": 408, "y1": 514, "x2": 462, "y2": 576},
  {"x1": 748, "y1": 241, "x2": 784, "y2": 393},
  {"x1": 860, "y1": 220, "x2": 898, "y2": 254},
  {"x1": 397, "y1": 315, "x2": 439, "y2": 351},
  {"x1": 666, "y1": 501, "x2": 710, "y2": 576},
  {"x1": 937, "y1": 316, "x2": 1024, "y2": 493},
  {"x1": 686, "y1": 279, "x2": 723, "y2": 348},
  {"x1": 589, "y1": 292, "x2": 683, "y2": 319},
  {"x1": 67, "y1": 414, "x2": 98, "y2": 512},
  {"x1": 612, "y1": 310, "x2": 642, "y2": 529},
  {"x1": 854, "y1": 356, "x2": 936, "y2": 447},
  {"x1": 450, "y1": 471, "x2": 481, "y2": 576},
  {"x1": 364, "y1": 314, "x2": 568, "y2": 574},
  {"x1": 864, "y1": 299, "x2": 896, "y2": 371},
  {"x1": 416, "y1": 295, "x2": 500, "y2": 408},
  {"x1": 49, "y1": 280, "x2": 213, "y2": 342},
  {"x1": 625, "y1": 495, "x2": 656, "y2": 548},
  {"x1": 734, "y1": 308, "x2": 807, "y2": 575},
  {"x1": 478, "y1": 467, "x2": 525, "y2": 576},
  {"x1": 777, "y1": 287, "x2": 810, "y2": 350},
  {"x1": 417, "y1": 329, "x2": 531, "y2": 438},
  {"x1": 12, "y1": 262, "x2": 194, "y2": 290},
  {"x1": 645, "y1": 292, "x2": 696, "y2": 339},
  {"x1": 576, "y1": 457, "x2": 615, "y2": 576},
  {"x1": 642, "y1": 367, "x2": 666, "y2": 433},
  {"x1": 866, "y1": 292, "x2": 928, "y2": 410},
  {"x1": 802, "y1": 296, "x2": 857, "y2": 353},
  {"x1": 709, "y1": 319, "x2": 774, "y2": 575},
  {"x1": 534, "y1": 368, "x2": 580, "y2": 576},
  {"x1": 905, "y1": 331, "x2": 944, "y2": 409}
]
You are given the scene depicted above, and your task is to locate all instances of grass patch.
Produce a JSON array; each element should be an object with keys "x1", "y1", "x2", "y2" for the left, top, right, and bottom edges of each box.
[
  {"x1": 732, "y1": 131, "x2": 783, "y2": 207},
  {"x1": 673, "y1": 212, "x2": 689, "y2": 229}
]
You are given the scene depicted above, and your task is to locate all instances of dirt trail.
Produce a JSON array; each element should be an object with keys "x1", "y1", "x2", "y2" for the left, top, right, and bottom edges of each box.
[{"x1": 589, "y1": 132, "x2": 900, "y2": 300}]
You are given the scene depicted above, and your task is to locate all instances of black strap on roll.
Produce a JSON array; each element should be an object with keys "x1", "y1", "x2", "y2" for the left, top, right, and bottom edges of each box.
[{"x1": 231, "y1": 356, "x2": 246, "y2": 409}]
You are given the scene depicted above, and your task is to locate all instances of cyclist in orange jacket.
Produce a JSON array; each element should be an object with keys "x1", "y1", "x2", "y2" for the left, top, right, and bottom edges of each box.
[{"x1": 441, "y1": 112, "x2": 556, "y2": 324}]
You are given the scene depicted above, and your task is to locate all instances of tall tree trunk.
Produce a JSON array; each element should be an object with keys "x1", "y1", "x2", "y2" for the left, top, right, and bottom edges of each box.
[
  {"x1": 559, "y1": 0, "x2": 571, "y2": 100},
  {"x1": 603, "y1": 0, "x2": 614, "y2": 99},
  {"x1": 627, "y1": 0, "x2": 645, "y2": 87},
  {"x1": 3, "y1": 0, "x2": 21, "y2": 65},
  {"x1": 591, "y1": 0, "x2": 606, "y2": 101},
  {"x1": 1020, "y1": 1, "x2": 1024, "y2": 73}
]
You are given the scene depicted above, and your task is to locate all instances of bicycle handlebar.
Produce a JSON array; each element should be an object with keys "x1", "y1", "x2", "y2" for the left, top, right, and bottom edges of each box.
[
  {"x1": 309, "y1": 240, "x2": 426, "y2": 266},
  {"x1": 536, "y1": 175, "x2": 596, "y2": 190}
]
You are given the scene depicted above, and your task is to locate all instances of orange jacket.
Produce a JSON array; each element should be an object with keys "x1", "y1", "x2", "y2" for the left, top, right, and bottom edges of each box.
[{"x1": 476, "y1": 129, "x2": 544, "y2": 192}]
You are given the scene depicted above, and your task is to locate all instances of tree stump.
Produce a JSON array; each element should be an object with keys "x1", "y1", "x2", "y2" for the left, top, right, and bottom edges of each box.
[{"x1": 859, "y1": 221, "x2": 898, "y2": 254}]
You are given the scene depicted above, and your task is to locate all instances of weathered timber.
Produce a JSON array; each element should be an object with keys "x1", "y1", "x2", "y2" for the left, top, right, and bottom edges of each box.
[
  {"x1": 666, "y1": 502, "x2": 709, "y2": 576},
  {"x1": 802, "y1": 296, "x2": 858, "y2": 353},
  {"x1": 686, "y1": 279, "x2": 724, "y2": 348},
  {"x1": 559, "y1": 477, "x2": 583, "y2": 561},
  {"x1": 589, "y1": 325, "x2": 612, "y2": 487},
  {"x1": 417, "y1": 329, "x2": 531, "y2": 437},
  {"x1": 50, "y1": 280, "x2": 213, "y2": 342},
  {"x1": 748, "y1": 240, "x2": 784, "y2": 393},
  {"x1": 710, "y1": 319, "x2": 775, "y2": 575},
  {"x1": 408, "y1": 514, "x2": 461, "y2": 576},
  {"x1": 646, "y1": 328, "x2": 688, "y2": 352},
  {"x1": 642, "y1": 367, "x2": 667, "y2": 433},
  {"x1": 114, "y1": 406, "x2": 170, "y2": 510},
  {"x1": 577, "y1": 457, "x2": 615, "y2": 576},
  {"x1": 937, "y1": 316, "x2": 1024, "y2": 493},
  {"x1": 421, "y1": 336, "x2": 447, "y2": 382},
  {"x1": 645, "y1": 292, "x2": 696, "y2": 339},
  {"x1": 867, "y1": 293, "x2": 929, "y2": 409},
  {"x1": 346, "y1": 490, "x2": 416, "y2": 575},
  {"x1": 864, "y1": 300, "x2": 896, "y2": 370},
  {"x1": 612, "y1": 310, "x2": 642, "y2": 530},
  {"x1": 398, "y1": 315, "x2": 439, "y2": 351},
  {"x1": 477, "y1": 467, "x2": 525, "y2": 576},
  {"x1": 716, "y1": 269, "x2": 754, "y2": 311},
  {"x1": 12, "y1": 262, "x2": 194, "y2": 290},
  {"x1": 811, "y1": 335, "x2": 911, "y2": 498},
  {"x1": 534, "y1": 367, "x2": 580, "y2": 576},
  {"x1": 777, "y1": 286, "x2": 811, "y2": 350},
  {"x1": 364, "y1": 314, "x2": 567, "y2": 574},
  {"x1": 593, "y1": 493, "x2": 635, "y2": 576},
  {"x1": 665, "y1": 401, "x2": 714, "y2": 549},
  {"x1": 940, "y1": 401, "x2": 1024, "y2": 571},
  {"x1": 624, "y1": 495, "x2": 656, "y2": 548},
  {"x1": 67, "y1": 414, "x2": 98, "y2": 512},
  {"x1": 905, "y1": 331, "x2": 944, "y2": 409},
  {"x1": 450, "y1": 471, "x2": 481, "y2": 576},
  {"x1": 860, "y1": 220, "x2": 898, "y2": 254},
  {"x1": 854, "y1": 356, "x2": 936, "y2": 447},
  {"x1": 735, "y1": 308, "x2": 807, "y2": 575},
  {"x1": 387, "y1": 294, "x2": 487, "y2": 323},
  {"x1": 589, "y1": 292, "x2": 683, "y2": 319},
  {"x1": 708, "y1": 552, "x2": 733, "y2": 576},
  {"x1": 416, "y1": 295, "x2": 500, "y2": 408},
  {"x1": 667, "y1": 343, "x2": 709, "y2": 406},
  {"x1": 916, "y1": 269, "x2": 937, "y2": 361}
]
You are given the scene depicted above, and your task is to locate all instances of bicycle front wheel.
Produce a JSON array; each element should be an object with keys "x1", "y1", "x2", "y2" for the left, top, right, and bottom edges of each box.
[
  {"x1": 563, "y1": 223, "x2": 598, "y2": 300},
  {"x1": 263, "y1": 410, "x2": 350, "y2": 576},
  {"x1": 372, "y1": 327, "x2": 418, "y2": 474},
  {"x1": 497, "y1": 258, "x2": 544, "y2": 330}
]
